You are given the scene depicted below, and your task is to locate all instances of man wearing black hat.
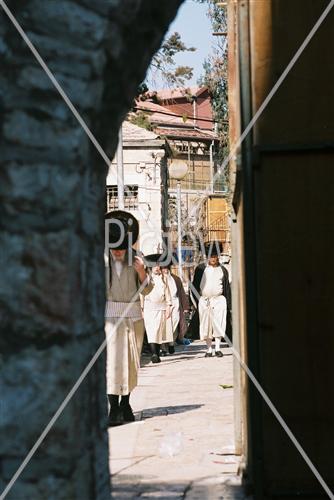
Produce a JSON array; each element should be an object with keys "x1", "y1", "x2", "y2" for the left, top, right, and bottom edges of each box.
[
  {"x1": 105, "y1": 210, "x2": 153, "y2": 426},
  {"x1": 143, "y1": 253, "x2": 189, "y2": 362},
  {"x1": 160, "y1": 260, "x2": 189, "y2": 356},
  {"x1": 142, "y1": 253, "x2": 172, "y2": 364},
  {"x1": 191, "y1": 241, "x2": 231, "y2": 357}
]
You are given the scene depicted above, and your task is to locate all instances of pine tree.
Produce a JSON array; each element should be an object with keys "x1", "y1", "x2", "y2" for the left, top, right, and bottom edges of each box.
[{"x1": 148, "y1": 32, "x2": 196, "y2": 88}]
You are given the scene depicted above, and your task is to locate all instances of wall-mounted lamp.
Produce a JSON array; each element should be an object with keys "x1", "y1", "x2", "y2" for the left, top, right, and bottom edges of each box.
[
  {"x1": 151, "y1": 151, "x2": 165, "y2": 161},
  {"x1": 136, "y1": 150, "x2": 165, "y2": 184},
  {"x1": 138, "y1": 202, "x2": 152, "y2": 221},
  {"x1": 136, "y1": 162, "x2": 152, "y2": 181},
  {"x1": 136, "y1": 162, "x2": 146, "y2": 173}
]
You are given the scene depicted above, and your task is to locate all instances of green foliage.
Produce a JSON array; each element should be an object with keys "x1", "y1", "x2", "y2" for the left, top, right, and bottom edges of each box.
[
  {"x1": 148, "y1": 32, "x2": 196, "y2": 87},
  {"x1": 136, "y1": 82, "x2": 149, "y2": 97},
  {"x1": 208, "y1": 1, "x2": 228, "y2": 33},
  {"x1": 128, "y1": 111, "x2": 153, "y2": 131},
  {"x1": 198, "y1": 1, "x2": 229, "y2": 192},
  {"x1": 161, "y1": 32, "x2": 196, "y2": 60}
]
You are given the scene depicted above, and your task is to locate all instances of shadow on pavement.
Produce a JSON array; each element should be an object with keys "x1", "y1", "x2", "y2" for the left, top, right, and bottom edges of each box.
[
  {"x1": 141, "y1": 345, "x2": 233, "y2": 367},
  {"x1": 159, "y1": 352, "x2": 233, "y2": 366},
  {"x1": 111, "y1": 475, "x2": 249, "y2": 499},
  {"x1": 158, "y1": 355, "x2": 201, "y2": 365},
  {"x1": 111, "y1": 455, "x2": 154, "y2": 477},
  {"x1": 141, "y1": 343, "x2": 205, "y2": 366},
  {"x1": 141, "y1": 404, "x2": 203, "y2": 419}
]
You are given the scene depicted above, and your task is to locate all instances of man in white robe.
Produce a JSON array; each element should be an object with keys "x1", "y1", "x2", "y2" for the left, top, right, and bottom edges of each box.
[
  {"x1": 143, "y1": 255, "x2": 172, "y2": 363},
  {"x1": 160, "y1": 266, "x2": 180, "y2": 356},
  {"x1": 191, "y1": 241, "x2": 231, "y2": 358}
]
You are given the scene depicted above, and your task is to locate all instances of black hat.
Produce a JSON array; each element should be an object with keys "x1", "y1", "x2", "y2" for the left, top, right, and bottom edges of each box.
[
  {"x1": 105, "y1": 210, "x2": 139, "y2": 250},
  {"x1": 204, "y1": 240, "x2": 223, "y2": 257},
  {"x1": 144, "y1": 252, "x2": 172, "y2": 268}
]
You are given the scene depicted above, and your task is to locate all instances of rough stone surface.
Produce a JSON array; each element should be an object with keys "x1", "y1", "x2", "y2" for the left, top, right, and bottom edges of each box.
[{"x1": 0, "y1": 0, "x2": 183, "y2": 498}]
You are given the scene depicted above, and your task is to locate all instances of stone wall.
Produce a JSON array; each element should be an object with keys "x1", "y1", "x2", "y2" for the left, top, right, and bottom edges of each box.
[{"x1": 0, "y1": 1, "x2": 183, "y2": 498}]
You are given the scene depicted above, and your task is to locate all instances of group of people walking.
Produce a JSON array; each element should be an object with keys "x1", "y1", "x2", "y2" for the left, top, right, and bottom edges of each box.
[
  {"x1": 143, "y1": 253, "x2": 189, "y2": 363},
  {"x1": 104, "y1": 210, "x2": 231, "y2": 427}
]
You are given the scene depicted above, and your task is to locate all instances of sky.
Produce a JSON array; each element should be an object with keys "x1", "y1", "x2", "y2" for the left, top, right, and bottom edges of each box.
[{"x1": 149, "y1": 0, "x2": 214, "y2": 89}]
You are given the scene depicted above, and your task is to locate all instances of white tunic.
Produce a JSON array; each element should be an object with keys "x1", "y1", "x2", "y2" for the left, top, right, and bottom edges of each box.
[
  {"x1": 164, "y1": 272, "x2": 180, "y2": 343},
  {"x1": 198, "y1": 265, "x2": 227, "y2": 340},
  {"x1": 144, "y1": 274, "x2": 170, "y2": 344},
  {"x1": 144, "y1": 272, "x2": 180, "y2": 344},
  {"x1": 200, "y1": 266, "x2": 224, "y2": 297},
  {"x1": 105, "y1": 259, "x2": 152, "y2": 395}
]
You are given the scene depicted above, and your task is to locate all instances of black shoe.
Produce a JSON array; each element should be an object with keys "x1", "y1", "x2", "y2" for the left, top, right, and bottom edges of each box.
[
  {"x1": 160, "y1": 350, "x2": 167, "y2": 357},
  {"x1": 151, "y1": 354, "x2": 161, "y2": 364},
  {"x1": 121, "y1": 404, "x2": 135, "y2": 422},
  {"x1": 108, "y1": 407, "x2": 124, "y2": 427},
  {"x1": 215, "y1": 350, "x2": 223, "y2": 358},
  {"x1": 205, "y1": 352, "x2": 213, "y2": 358},
  {"x1": 168, "y1": 345, "x2": 175, "y2": 355},
  {"x1": 142, "y1": 345, "x2": 152, "y2": 355},
  {"x1": 149, "y1": 343, "x2": 159, "y2": 357}
]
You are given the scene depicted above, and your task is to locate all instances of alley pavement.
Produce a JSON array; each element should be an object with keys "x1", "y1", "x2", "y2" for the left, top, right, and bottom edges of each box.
[{"x1": 108, "y1": 341, "x2": 250, "y2": 499}]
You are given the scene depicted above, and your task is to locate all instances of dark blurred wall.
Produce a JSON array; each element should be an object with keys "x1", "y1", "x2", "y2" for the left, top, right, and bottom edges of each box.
[{"x1": 0, "y1": 1, "x2": 183, "y2": 498}]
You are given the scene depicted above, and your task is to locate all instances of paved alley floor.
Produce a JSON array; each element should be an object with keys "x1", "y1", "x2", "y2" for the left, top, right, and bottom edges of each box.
[{"x1": 108, "y1": 341, "x2": 249, "y2": 499}]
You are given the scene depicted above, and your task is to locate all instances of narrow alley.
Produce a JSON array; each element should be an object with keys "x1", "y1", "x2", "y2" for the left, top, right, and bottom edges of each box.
[{"x1": 109, "y1": 341, "x2": 249, "y2": 499}]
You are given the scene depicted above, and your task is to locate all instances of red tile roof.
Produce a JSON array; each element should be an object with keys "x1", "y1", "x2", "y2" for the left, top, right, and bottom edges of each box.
[
  {"x1": 154, "y1": 126, "x2": 217, "y2": 141},
  {"x1": 157, "y1": 86, "x2": 208, "y2": 101},
  {"x1": 135, "y1": 100, "x2": 194, "y2": 126},
  {"x1": 135, "y1": 100, "x2": 177, "y2": 114}
]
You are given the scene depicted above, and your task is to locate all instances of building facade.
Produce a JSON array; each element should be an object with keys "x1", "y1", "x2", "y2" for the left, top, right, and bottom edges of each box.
[
  {"x1": 132, "y1": 86, "x2": 231, "y2": 264},
  {"x1": 107, "y1": 121, "x2": 169, "y2": 255}
]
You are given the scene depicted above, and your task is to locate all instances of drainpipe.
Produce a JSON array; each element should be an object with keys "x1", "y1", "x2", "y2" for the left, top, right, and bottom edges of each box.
[
  {"x1": 117, "y1": 126, "x2": 125, "y2": 209},
  {"x1": 209, "y1": 140, "x2": 214, "y2": 193},
  {"x1": 188, "y1": 142, "x2": 191, "y2": 189},
  {"x1": 192, "y1": 95, "x2": 197, "y2": 128}
]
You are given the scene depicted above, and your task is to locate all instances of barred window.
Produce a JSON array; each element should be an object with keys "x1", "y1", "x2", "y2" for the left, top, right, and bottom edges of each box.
[{"x1": 106, "y1": 185, "x2": 139, "y2": 211}]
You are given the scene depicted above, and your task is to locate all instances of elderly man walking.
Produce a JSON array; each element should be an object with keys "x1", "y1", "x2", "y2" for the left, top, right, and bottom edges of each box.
[
  {"x1": 160, "y1": 261, "x2": 189, "y2": 356},
  {"x1": 142, "y1": 253, "x2": 172, "y2": 364},
  {"x1": 143, "y1": 253, "x2": 189, "y2": 361}
]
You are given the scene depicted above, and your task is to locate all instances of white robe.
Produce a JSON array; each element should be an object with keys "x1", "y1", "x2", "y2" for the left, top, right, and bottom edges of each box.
[
  {"x1": 144, "y1": 272, "x2": 180, "y2": 344},
  {"x1": 198, "y1": 266, "x2": 227, "y2": 340},
  {"x1": 144, "y1": 274, "x2": 173, "y2": 344},
  {"x1": 144, "y1": 274, "x2": 169, "y2": 344},
  {"x1": 105, "y1": 260, "x2": 152, "y2": 395},
  {"x1": 163, "y1": 272, "x2": 179, "y2": 344}
]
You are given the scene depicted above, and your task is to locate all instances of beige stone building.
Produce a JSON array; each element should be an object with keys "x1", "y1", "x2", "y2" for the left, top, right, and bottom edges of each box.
[
  {"x1": 106, "y1": 121, "x2": 169, "y2": 255},
  {"x1": 132, "y1": 87, "x2": 231, "y2": 261}
]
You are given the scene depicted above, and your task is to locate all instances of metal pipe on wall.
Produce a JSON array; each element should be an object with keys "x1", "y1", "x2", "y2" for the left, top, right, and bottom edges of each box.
[
  {"x1": 117, "y1": 126, "x2": 125, "y2": 210},
  {"x1": 209, "y1": 140, "x2": 214, "y2": 193},
  {"x1": 177, "y1": 181, "x2": 183, "y2": 280}
]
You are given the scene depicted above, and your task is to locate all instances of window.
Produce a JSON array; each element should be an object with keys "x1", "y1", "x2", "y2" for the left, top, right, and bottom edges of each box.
[
  {"x1": 168, "y1": 159, "x2": 211, "y2": 191},
  {"x1": 106, "y1": 185, "x2": 139, "y2": 211}
]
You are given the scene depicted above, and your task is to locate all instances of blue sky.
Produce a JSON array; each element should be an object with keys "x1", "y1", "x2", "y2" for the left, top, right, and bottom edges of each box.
[{"x1": 150, "y1": 0, "x2": 213, "y2": 89}]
